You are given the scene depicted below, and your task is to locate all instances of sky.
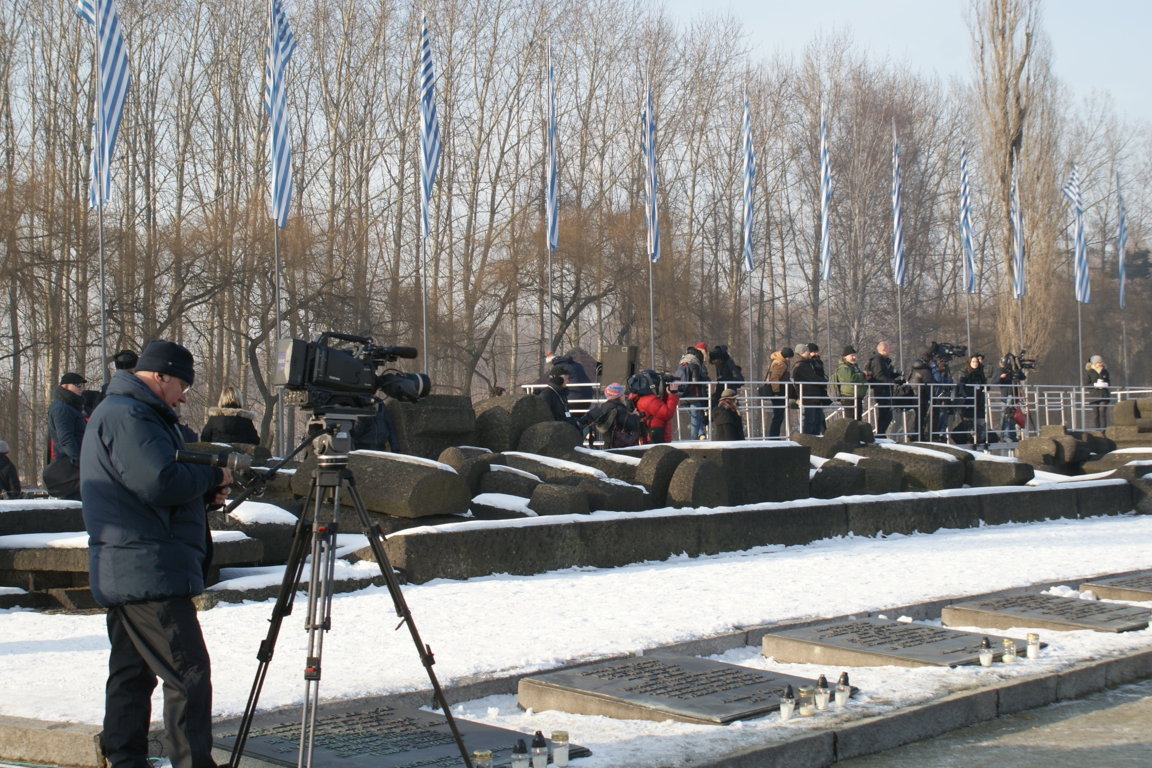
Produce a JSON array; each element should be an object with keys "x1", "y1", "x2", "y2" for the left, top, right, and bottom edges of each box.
[
  {"x1": 661, "y1": 0, "x2": 1151, "y2": 124},
  {"x1": 3, "y1": 491, "x2": 1152, "y2": 766}
]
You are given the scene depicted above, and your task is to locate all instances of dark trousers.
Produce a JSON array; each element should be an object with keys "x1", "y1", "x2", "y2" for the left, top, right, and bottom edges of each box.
[
  {"x1": 872, "y1": 387, "x2": 893, "y2": 436},
  {"x1": 768, "y1": 398, "x2": 787, "y2": 437},
  {"x1": 103, "y1": 598, "x2": 216, "y2": 768}
]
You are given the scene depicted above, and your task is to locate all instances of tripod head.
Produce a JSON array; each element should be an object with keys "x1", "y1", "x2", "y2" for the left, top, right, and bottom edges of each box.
[{"x1": 305, "y1": 407, "x2": 373, "y2": 461}]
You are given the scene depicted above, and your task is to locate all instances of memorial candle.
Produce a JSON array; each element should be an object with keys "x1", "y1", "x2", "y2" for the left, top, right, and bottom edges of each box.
[
  {"x1": 1026, "y1": 632, "x2": 1040, "y2": 659},
  {"x1": 1001, "y1": 637, "x2": 1017, "y2": 663},
  {"x1": 814, "y1": 674, "x2": 830, "y2": 710},
  {"x1": 779, "y1": 684, "x2": 796, "y2": 721},
  {"x1": 835, "y1": 672, "x2": 850, "y2": 707},
  {"x1": 797, "y1": 685, "x2": 815, "y2": 716},
  {"x1": 978, "y1": 637, "x2": 993, "y2": 667},
  {"x1": 471, "y1": 749, "x2": 493, "y2": 768},
  {"x1": 510, "y1": 738, "x2": 529, "y2": 768},
  {"x1": 530, "y1": 731, "x2": 548, "y2": 768},
  {"x1": 550, "y1": 730, "x2": 569, "y2": 767}
]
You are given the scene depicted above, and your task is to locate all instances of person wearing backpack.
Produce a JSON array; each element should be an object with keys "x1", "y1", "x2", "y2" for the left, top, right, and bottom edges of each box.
[
  {"x1": 674, "y1": 351, "x2": 710, "y2": 439},
  {"x1": 633, "y1": 372, "x2": 680, "y2": 443},
  {"x1": 828, "y1": 346, "x2": 868, "y2": 420},
  {"x1": 580, "y1": 382, "x2": 641, "y2": 448}
]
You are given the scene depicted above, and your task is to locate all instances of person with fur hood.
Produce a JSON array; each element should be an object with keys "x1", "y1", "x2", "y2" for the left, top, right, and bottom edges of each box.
[{"x1": 199, "y1": 385, "x2": 260, "y2": 444}]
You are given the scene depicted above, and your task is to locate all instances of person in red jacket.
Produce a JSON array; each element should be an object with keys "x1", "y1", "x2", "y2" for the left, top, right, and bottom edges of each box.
[{"x1": 634, "y1": 382, "x2": 680, "y2": 443}]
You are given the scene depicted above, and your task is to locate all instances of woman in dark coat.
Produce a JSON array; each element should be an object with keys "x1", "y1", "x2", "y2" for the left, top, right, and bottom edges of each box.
[
  {"x1": 200, "y1": 386, "x2": 260, "y2": 444},
  {"x1": 710, "y1": 389, "x2": 745, "y2": 441}
]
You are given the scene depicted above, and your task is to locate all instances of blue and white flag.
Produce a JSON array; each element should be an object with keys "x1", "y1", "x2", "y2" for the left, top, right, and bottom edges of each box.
[
  {"x1": 75, "y1": 0, "x2": 131, "y2": 210},
  {"x1": 641, "y1": 85, "x2": 659, "y2": 263},
  {"x1": 741, "y1": 92, "x2": 756, "y2": 273},
  {"x1": 1010, "y1": 151, "x2": 1026, "y2": 299},
  {"x1": 419, "y1": 16, "x2": 442, "y2": 239},
  {"x1": 545, "y1": 40, "x2": 558, "y2": 253},
  {"x1": 891, "y1": 128, "x2": 906, "y2": 287},
  {"x1": 1062, "y1": 164, "x2": 1089, "y2": 304},
  {"x1": 959, "y1": 143, "x2": 976, "y2": 293},
  {"x1": 1117, "y1": 176, "x2": 1128, "y2": 310},
  {"x1": 263, "y1": 0, "x2": 295, "y2": 228},
  {"x1": 818, "y1": 105, "x2": 831, "y2": 281}
]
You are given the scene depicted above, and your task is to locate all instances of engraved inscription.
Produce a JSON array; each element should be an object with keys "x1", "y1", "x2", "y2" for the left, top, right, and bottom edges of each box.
[
  {"x1": 978, "y1": 594, "x2": 1143, "y2": 620},
  {"x1": 242, "y1": 709, "x2": 455, "y2": 760},
  {"x1": 1091, "y1": 574, "x2": 1152, "y2": 591},
  {"x1": 579, "y1": 658, "x2": 778, "y2": 703},
  {"x1": 812, "y1": 621, "x2": 979, "y2": 656}
]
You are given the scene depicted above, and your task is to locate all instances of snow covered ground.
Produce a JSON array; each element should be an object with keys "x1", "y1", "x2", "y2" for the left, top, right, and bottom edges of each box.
[{"x1": 3, "y1": 511, "x2": 1152, "y2": 767}]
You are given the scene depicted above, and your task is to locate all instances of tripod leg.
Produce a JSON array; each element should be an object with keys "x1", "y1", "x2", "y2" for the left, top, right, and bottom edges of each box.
[
  {"x1": 340, "y1": 474, "x2": 474, "y2": 768},
  {"x1": 227, "y1": 482, "x2": 318, "y2": 768}
]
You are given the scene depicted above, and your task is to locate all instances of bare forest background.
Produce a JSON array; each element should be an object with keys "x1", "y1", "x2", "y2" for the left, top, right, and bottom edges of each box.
[{"x1": 1, "y1": 0, "x2": 1150, "y2": 479}]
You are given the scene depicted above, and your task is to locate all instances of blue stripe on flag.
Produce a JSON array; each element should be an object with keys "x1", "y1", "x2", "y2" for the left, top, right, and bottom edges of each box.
[
  {"x1": 264, "y1": 0, "x2": 295, "y2": 228},
  {"x1": 1117, "y1": 176, "x2": 1128, "y2": 310},
  {"x1": 75, "y1": 0, "x2": 131, "y2": 209},
  {"x1": 1010, "y1": 151, "x2": 1026, "y2": 299},
  {"x1": 641, "y1": 86, "x2": 659, "y2": 263},
  {"x1": 959, "y1": 144, "x2": 976, "y2": 293},
  {"x1": 419, "y1": 17, "x2": 442, "y2": 239},
  {"x1": 742, "y1": 93, "x2": 755, "y2": 272},
  {"x1": 891, "y1": 129, "x2": 906, "y2": 287},
  {"x1": 1062, "y1": 164, "x2": 1090, "y2": 304},
  {"x1": 819, "y1": 106, "x2": 831, "y2": 281},
  {"x1": 546, "y1": 41, "x2": 558, "y2": 252}
]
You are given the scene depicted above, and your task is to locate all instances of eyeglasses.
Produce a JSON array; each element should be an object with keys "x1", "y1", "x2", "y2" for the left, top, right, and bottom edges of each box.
[{"x1": 159, "y1": 373, "x2": 192, "y2": 395}]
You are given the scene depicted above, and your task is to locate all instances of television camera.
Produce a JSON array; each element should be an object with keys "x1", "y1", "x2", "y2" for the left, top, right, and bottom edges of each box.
[
  {"x1": 271, "y1": 332, "x2": 431, "y2": 413},
  {"x1": 1001, "y1": 349, "x2": 1037, "y2": 382},
  {"x1": 930, "y1": 341, "x2": 968, "y2": 362}
]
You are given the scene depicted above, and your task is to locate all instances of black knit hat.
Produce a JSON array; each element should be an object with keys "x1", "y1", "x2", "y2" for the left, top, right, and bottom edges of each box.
[
  {"x1": 842, "y1": 345, "x2": 857, "y2": 356},
  {"x1": 780, "y1": 346, "x2": 794, "y2": 358},
  {"x1": 136, "y1": 340, "x2": 196, "y2": 386},
  {"x1": 112, "y1": 349, "x2": 138, "y2": 370},
  {"x1": 805, "y1": 343, "x2": 820, "y2": 354}
]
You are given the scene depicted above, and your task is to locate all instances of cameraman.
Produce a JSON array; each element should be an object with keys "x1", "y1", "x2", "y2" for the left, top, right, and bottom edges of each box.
[
  {"x1": 81, "y1": 340, "x2": 232, "y2": 768},
  {"x1": 996, "y1": 354, "x2": 1027, "y2": 441}
]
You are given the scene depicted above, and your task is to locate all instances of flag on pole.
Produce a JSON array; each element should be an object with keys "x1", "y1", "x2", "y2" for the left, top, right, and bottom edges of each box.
[
  {"x1": 545, "y1": 39, "x2": 558, "y2": 253},
  {"x1": 959, "y1": 143, "x2": 976, "y2": 293},
  {"x1": 1117, "y1": 176, "x2": 1128, "y2": 310},
  {"x1": 1062, "y1": 164, "x2": 1090, "y2": 304},
  {"x1": 419, "y1": 16, "x2": 442, "y2": 239},
  {"x1": 1010, "y1": 151, "x2": 1026, "y2": 299},
  {"x1": 263, "y1": 0, "x2": 295, "y2": 228},
  {"x1": 75, "y1": 0, "x2": 131, "y2": 210},
  {"x1": 891, "y1": 127, "x2": 906, "y2": 287},
  {"x1": 641, "y1": 84, "x2": 660, "y2": 263},
  {"x1": 818, "y1": 105, "x2": 831, "y2": 281},
  {"x1": 741, "y1": 92, "x2": 756, "y2": 272}
]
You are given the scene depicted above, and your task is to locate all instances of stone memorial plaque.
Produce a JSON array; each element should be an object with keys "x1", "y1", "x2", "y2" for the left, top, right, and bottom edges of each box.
[
  {"x1": 761, "y1": 618, "x2": 1026, "y2": 668},
  {"x1": 1080, "y1": 573, "x2": 1152, "y2": 603},
  {"x1": 215, "y1": 704, "x2": 590, "y2": 768},
  {"x1": 942, "y1": 593, "x2": 1150, "y2": 633},
  {"x1": 518, "y1": 654, "x2": 827, "y2": 725}
]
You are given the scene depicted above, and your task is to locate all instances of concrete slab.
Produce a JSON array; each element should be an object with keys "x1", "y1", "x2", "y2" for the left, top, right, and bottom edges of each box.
[{"x1": 942, "y1": 593, "x2": 1151, "y2": 633}]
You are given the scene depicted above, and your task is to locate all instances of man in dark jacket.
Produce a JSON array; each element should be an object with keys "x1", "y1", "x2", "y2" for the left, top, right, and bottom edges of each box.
[
  {"x1": 45, "y1": 371, "x2": 88, "y2": 499},
  {"x1": 707, "y1": 345, "x2": 744, "y2": 408},
  {"x1": 865, "y1": 341, "x2": 899, "y2": 437},
  {"x1": 790, "y1": 343, "x2": 829, "y2": 435},
  {"x1": 674, "y1": 350, "x2": 710, "y2": 439},
  {"x1": 538, "y1": 366, "x2": 579, "y2": 426},
  {"x1": 710, "y1": 389, "x2": 745, "y2": 441},
  {"x1": 81, "y1": 340, "x2": 231, "y2": 768}
]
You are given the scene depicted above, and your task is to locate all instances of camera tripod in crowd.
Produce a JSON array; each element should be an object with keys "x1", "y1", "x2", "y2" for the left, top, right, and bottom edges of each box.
[{"x1": 224, "y1": 411, "x2": 474, "y2": 768}]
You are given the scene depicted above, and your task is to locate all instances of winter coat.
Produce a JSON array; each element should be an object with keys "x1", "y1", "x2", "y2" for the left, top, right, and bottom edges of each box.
[
  {"x1": 766, "y1": 352, "x2": 791, "y2": 395},
  {"x1": 1084, "y1": 365, "x2": 1111, "y2": 403},
  {"x1": 538, "y1": 379, "x2": 578, "y2": 426},
  {"x1": 48, "y1": 387, "x2": 87, "y2": 462},
  {"x1": 200, "y1": 406, "x2": 261, "y2": 444},
  {"x1": 790, "y1": 357, "x2": 830, "y2": 405},
  {"x1": 710, "y1": 401, "x2": 745, "y2": 441},
  {"x1": 351, "y1": 400, "x2": 397, "y2": 451},
  {"x1": 957, "y1": 366, "x2": 988, "y2": 412},
  {"x1": 829, "y1": 359, "x2": 867, "y2": 398},
  {"x1": 0, "y1": 454, "x2": 19, "y2": 499},
  {"x1": 580, "y1": 398, "x2": 642, "y2": 448},
  {"x1": 865, "y1": 354, "x2": 898, "y2": 385},
  {"x1": 635, "y1": 392, "x2": 680, "y2": 443},
  {"x1": 80, "y1": 371, "x2": 224, "y2": 608},
  {"x1": 674, "y1": 356, "x2": 709, "y2": 400}
]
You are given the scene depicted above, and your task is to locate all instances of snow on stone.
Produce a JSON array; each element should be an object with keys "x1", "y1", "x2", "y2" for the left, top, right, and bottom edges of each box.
[
  {"x1": 573, "y1": 446, "x2": 642, "y2": 465},
  {"x1": 503, "y1": 452, "x2": 606, "y2": 477},
  {"x1": 351, "y1": 449, "x2": 457, "y2": 474},
  {"x1": 875, "y1": 443, "x2": 959, "y2": 461},
  {"x1": 490, "y1": 464, "x2": 542, "y2": 482},
  {"x1": 228, "y1": 501, "x2": 298, "y2": 525},
  {"x1": 472, "y1": 493, "x2": 535, "y2": 516}
]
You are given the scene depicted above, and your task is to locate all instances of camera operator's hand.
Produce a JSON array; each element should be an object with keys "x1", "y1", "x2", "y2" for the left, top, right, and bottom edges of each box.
[{"x1": 205, "y1": 468, "x2": 234, "y2": 511}]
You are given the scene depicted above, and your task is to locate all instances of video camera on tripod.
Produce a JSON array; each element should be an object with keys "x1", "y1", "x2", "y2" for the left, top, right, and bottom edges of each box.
[
  {"x1": 1001, "y1": 349, "x2": 1037, "y2": 382},
  {"x1": 272, "y1": 332, "x2": 431, "y2": 413}
]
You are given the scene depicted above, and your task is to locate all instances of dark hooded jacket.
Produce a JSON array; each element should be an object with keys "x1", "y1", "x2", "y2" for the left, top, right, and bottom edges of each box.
[
  {"x1": 200, "y1": 406, "x2": 261, "y2": 444},
  {"x1": 80, "y1": 371, "x2": 224, "y2": 607},
  {"x1": 48, "y1": 387, "x2": 87, "y2": 462}
]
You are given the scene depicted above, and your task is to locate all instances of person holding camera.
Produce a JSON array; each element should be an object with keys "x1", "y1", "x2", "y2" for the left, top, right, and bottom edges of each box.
[
  {"x1": 996, "y1": 354, "x2": 1027, "y2": 441},
  {"x1": 633, "y1": 372, "x2": 680, "y2": 443},
  {"x1": 1084, "y1": 355, "x2": 1111, "y2": 429},
  {"x1": 81, "y1": 340, "x2": 232, "y2": 768}
]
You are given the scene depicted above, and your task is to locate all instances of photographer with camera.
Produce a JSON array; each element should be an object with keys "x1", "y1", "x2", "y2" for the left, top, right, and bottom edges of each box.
[
  {"x1": 80, "y1": 340, "x2": 232, "y2": 768},
  {"x1": 996, "y1": 351, "x2": 1032, "y2": 441},
  {"x1": 1084, "y1": 354, "x2": 1112, "y2": 429},
  {"x1": 631, "y1": 369, "x2": 680, "y2": 443}
]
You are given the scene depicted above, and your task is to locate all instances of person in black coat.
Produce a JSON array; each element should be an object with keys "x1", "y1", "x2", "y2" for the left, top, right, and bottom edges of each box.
[
  {"x1": 865, "y1": 341, "x2": 899, "y2": 437},
  {"x1": 955, "y1": 354, "x2": 989, "y2": 444},
  {"x1": 44, "y1": 372, "x2": 88, "y2": 499},
  {"x1": 1084, "y1": 355, "x2": 1112, "y2": 429},
  {"x1": 906, "y1": 347, "x2": 936, "y2": 442},
  {"x1": 81, "y1": 340, "x2": 231, "y2": 768},
  {"x1": 707, "y1": 345, "x2": 744, "y2": 408},
  {"x1": 538, "y1": 366, "x2": 579, "y2": 427},
  {"x1": 200, "y1": 386, "x2": 260, "y2": 444},
  {"x1": 710, "y1": 389, "x2": 745, "y2": 441},
  {"x1": 790, "y1": 344, "x2": 829, "y2": 435},
  {"x1": 0, "y1": 440, "x2": 20, "y2": 499}
]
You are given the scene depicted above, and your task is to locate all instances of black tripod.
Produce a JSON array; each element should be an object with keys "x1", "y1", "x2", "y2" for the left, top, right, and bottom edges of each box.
[{"x1": 225, "y1": 412, "x2": 473, "y2": 768}]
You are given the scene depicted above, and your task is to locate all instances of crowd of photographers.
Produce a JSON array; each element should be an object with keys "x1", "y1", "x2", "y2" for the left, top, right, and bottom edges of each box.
[{"x1": 543, "y1": 339, "x2": 1089, "y2": 447}]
